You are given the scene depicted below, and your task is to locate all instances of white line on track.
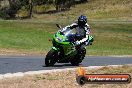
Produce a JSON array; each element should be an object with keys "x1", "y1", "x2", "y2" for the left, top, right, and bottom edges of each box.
[{"x1": 0, "y1": 64, "x2": 129, "y2": 79}]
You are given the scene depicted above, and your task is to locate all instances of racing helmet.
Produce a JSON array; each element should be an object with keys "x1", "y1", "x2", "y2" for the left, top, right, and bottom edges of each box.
[{"x1": 78, "y1": 15, "x2": 87, "y2": 26}]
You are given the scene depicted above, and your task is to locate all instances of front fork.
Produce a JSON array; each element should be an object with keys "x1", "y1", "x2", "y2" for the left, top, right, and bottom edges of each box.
[
  {"x1": 52, "y1": 46, "x2": 60, "y2": 51},
  {"x1": 52, "y1": 46, "x2": 62, "y2": 59}
]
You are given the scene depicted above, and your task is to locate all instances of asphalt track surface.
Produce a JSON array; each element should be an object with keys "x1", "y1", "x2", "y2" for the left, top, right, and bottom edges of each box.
[{"x1": 0, "y1": 56, "x2": 132, "y2": 74}]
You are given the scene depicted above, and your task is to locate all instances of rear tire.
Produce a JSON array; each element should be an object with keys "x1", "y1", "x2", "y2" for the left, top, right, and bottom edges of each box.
[
  {"x1": 71, "y1": 48, "x2": 86, "y2": 66},
  {"x1": 71, "y1": 61, "x2": 80, "y2": 66},
  {"x1": 45, "y1": 50, "x2": 58, "y2": 67}
]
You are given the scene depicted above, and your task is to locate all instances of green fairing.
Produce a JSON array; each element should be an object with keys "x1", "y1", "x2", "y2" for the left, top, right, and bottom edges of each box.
[
  {"x1": 53, "y1": 32, "x2": 70, "y2": 45},
  {"x1": 52, "y1": 31, "x2": 76, "y2": 55},
  {"x1": 52, "y1": 46, "x2": 59, "y2": 51}
]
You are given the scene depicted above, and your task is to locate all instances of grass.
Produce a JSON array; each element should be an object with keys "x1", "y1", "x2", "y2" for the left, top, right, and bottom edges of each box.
[
  {"x1": 0, "y1": 65, "x2": 132, "y2": 88},
  {"x1": 0, "y1": 20, "x2": 132, "y2": 56},
  {"x1": 87, "y1": 23, "x2": 132, "y2": 55},
  {"x1": 32, "y1": 0, "x2": 132, "y2": 22},
  {"x1": 1, "y1": 0, "x2": 132, "y2": 21},
  {"x1": 0, "y1": 0, "x2": 132, "y2": 56},
  {"x1": 0, "y1": 21, "x2": 54, "y2": 54},
  {"x1": 84, "y1": 0, "x2": 132, "y2": 20}
]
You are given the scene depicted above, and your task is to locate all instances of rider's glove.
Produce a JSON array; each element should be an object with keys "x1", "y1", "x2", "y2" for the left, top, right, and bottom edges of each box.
[
  {"x1": 75, "y1": 40, "x2": 81, "y2": 45},
  {"x1": 61, "y1": 27, "x2": 68, "y2": 32}
]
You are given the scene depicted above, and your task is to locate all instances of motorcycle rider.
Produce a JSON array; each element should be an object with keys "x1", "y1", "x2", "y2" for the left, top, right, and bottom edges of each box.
[{"x1": 61, "y1": 15, "x2": 92, "y2": 48}]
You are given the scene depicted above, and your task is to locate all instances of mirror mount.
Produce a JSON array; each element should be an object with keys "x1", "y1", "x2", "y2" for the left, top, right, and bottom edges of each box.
[{"x1": 56, "y1": 24, "x2": 62, "y2": 29}]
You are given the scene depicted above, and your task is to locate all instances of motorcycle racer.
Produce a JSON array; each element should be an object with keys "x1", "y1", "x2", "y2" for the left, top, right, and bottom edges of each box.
[
  {"x1": 45, "y1": 16, "x2": 94, "y2": 66},
  {"x1": 61, "y1": 15, "x2": 92, "y2": 46}
]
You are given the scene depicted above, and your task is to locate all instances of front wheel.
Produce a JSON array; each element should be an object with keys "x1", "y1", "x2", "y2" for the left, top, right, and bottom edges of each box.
[{"x1": 45, "y1": 49, "x2": 58, "y2": 67}]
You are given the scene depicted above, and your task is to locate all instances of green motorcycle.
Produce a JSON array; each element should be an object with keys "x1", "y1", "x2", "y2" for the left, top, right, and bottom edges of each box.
[{"x1": 45, "y1": 24, "x2": 93, "y2": 66}]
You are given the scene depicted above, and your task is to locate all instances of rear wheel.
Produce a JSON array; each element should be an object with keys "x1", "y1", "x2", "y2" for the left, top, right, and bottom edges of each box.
[
  {"x1": 71, "y1": 61, "x2": 80, "y2": 66},
  {"x1": 45, "y1": 50, "x2": 58, "y2": 67},
  {"x1": 71, "y1": 48, "x2": 86, "y2": 66}
]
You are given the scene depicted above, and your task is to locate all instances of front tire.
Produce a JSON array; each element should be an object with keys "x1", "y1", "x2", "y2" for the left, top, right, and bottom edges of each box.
[{"x1": 45, "y1": 50, "x2": 58, "y2": 67}]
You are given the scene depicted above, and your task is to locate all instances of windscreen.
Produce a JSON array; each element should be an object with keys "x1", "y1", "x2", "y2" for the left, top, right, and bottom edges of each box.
[
  {"x1": 61, "y1": 28, "x2": 76, "y2": 42},
  {"x1": 62, "y1": 28, "x2": 75, "y2": 37}
]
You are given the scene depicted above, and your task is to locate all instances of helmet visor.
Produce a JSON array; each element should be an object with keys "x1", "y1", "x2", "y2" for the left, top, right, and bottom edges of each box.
[{"x1": 78, "y1": 20, "x2": 86, "y2": 26}]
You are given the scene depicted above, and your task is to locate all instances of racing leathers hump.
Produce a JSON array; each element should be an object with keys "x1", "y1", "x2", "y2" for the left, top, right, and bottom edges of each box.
[{"x1": 62, "y1": 22, "x2": 90, "y2": 45}]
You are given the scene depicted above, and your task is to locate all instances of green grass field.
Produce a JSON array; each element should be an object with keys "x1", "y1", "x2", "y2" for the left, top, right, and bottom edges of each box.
[
  {"x1": 0, "y1": 20, "x2": 131, "y2": 56},
  {"x1": 32, "y1": 0, "x2": 132, "y2": 22},
  {"x1": 87, "y1": 22, "x2": 132, "y2": 55},
  {"x1": 0, "y1": 0, "x2": 132, "y2": 56}
]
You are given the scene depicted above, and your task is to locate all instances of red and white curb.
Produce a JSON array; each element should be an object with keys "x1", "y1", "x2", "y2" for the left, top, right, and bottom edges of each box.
[{"x1": 0, "y1": 65, "x2": 129, "y2": 79}]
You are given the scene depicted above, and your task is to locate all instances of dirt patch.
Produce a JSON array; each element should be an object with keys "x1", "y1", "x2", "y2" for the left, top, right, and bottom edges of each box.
[
  {"x1": 0, "y1": 48, "x2": 46, "y2": 56},
  {"x1": 0, "y1": 65, "x2": 132, "y2": 88}
]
